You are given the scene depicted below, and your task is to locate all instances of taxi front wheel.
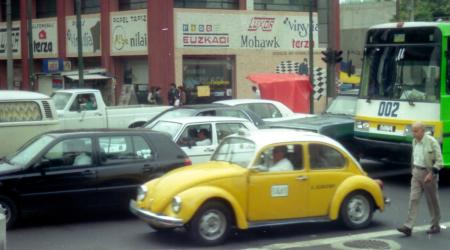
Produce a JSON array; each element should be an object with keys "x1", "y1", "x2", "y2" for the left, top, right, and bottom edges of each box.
[
  {"x1": 339, "y1": 191, "x2": 374, "y2": 229},
  {"x1": 188, "y1": 201, "x2": 232, "y2": 246}
]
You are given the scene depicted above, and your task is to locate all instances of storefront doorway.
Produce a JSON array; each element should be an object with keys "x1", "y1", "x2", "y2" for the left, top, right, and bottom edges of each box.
[{"x1": 182, "y1": 56, "x2": 235, "y2": 104}]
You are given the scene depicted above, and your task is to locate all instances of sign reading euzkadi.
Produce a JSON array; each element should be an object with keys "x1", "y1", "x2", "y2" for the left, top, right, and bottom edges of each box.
[
  {"x1": 0, "y1": 21, "x2": 21, "y2": 59},
  {"x1": 176, "y1": 11, "x2": 318, "y2": 50},
  {"x1": 110, "y1": 10, "x2": 148, "y2": 55},
  {"x1": 32, "y1": 18, "x2": 58, "y2": 58},
  {"x1": 66, "y1": 14, "x2": 101, "y2": 57}
]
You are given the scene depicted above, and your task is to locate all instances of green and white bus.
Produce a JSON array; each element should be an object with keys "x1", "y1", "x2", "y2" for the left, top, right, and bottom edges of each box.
[{"x1": 354, "y1": 22, "x2": 450, "y2": 167}]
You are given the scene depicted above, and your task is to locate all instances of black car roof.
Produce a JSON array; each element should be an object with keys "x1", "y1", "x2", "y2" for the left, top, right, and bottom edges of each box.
[
  {"x1": 168, "y1": 103, "x2": 227, "y2": 110},
  {"x1": 44, "y1": 128, "x2": 157, "y2": 137}
]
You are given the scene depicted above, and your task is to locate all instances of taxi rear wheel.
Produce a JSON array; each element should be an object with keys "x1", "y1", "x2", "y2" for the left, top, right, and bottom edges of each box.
[
  {"x1": 340, "y1": 191, "x2": 373, "y2": 229},
  {"x1": 188, "y1": 201, "x2": 231, "y2": 246}
]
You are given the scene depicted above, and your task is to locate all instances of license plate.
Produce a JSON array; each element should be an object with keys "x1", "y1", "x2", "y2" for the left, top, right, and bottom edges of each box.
[{"x1": 378, "y1": 124, "x2": 395, "y2": 132}]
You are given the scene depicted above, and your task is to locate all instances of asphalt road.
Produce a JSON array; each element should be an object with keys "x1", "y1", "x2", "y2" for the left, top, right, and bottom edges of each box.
[{"x1": 6, "y1": 161, "x2": 450, "y2": 250}]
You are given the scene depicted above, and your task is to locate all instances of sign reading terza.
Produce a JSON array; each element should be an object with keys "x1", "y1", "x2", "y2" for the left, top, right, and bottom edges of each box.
[
  {"x1": 111, "y1": 10, "x2": 148, "y2": 56},
  {"x1": 176, "y1": 12, "x2": 318, "y2": 50},
  {"x1": 32, "y1": 18, "x2": 58, "y2": 58}
]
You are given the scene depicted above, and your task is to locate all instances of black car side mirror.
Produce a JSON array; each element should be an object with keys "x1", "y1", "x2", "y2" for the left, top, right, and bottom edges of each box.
[{"x1": 35, "y1": 159, "x2": 50, "y2": 175}]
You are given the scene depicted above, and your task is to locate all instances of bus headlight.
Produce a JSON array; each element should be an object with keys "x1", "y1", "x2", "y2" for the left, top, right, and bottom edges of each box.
[
  {"x1": 172, "y1": 196, "x2": 182, "y2": 213},
  {"x1": 355, "y1": 121, "x2": 370, "y2": 131},
  {"x1": 137, "y1": 185, "x2": 148, "y2": 201}
]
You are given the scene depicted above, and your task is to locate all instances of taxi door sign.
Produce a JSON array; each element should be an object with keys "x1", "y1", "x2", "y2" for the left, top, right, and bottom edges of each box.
[{"x1": 271, "y1": 185, "x2": 288, "y2": 197}]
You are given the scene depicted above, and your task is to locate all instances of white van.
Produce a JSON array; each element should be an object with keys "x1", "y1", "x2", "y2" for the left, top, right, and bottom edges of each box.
[{"x1": 0, "y1": 91, "x2": 59, "y2": 158}]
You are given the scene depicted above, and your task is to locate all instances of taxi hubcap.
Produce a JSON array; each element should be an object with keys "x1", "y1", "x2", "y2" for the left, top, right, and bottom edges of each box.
[
  {"x1": 347, "y1": 195, "x2": 370, "y2": 224},
  {"x1": 199, "y1": 209, "x2": 226, "y2": 241}
]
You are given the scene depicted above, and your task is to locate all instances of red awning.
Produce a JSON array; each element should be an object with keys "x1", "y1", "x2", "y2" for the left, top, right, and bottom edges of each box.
[{"x1": 247, "y1": 73, "x2": 312, "y2": 113}]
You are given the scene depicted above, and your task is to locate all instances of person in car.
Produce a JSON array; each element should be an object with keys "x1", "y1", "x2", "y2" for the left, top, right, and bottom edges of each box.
[
  {"x1": 196, "y1": 129, "x2": 212, "y2": 146},
  {"x1": 270, "y1": 146, "x2": 293, "y2": 172}
]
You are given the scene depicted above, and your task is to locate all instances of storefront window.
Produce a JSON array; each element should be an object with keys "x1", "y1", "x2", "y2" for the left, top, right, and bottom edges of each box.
[
  {"x1": 0, "y1": 0, "x2": 20, "y2": 20},
  {"x1": 37, "y1": 0, "x2": 56, "y2": 18},
  {"x1": 254, "y1": 0, "x2": 316, "y2": 12},
  {"x1": 119, "y1": 0, "x2": 147, "y2": 11},
  {"x1": 174, "y1": 0, "x2": 238, "y2": 9},
  {"x1": 183, "y1": 57, "x2": 234, "y2": 104},
  {"x1": 75, "y1": 0, "x2": 100, "y2": 14}
]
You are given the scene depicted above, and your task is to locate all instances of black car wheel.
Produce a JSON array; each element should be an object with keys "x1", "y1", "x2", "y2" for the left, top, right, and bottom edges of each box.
[
  {"x1": 188, "y1": 201, "x2": 231, "y2": 246},
  {"x1": 340, "y1": 191, "x2": 373, "y2": 229},
  {"x1": 0, "y1": 195, "x2": 18, "y2": 229}
]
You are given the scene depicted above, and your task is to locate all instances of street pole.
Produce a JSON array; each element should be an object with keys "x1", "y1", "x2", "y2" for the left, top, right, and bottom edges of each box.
[
  {"x1": 6, "y1": 0, "x2": 13, "y2": 89},
  {"x1": 76, "y1": 0, "x2": 84, "y2": 87},
  {"x1": 27, "y1": 0, "x2": 35, "y2": 90},
  {"x1": 308, "y1": 0, "x2": 314, "y2": 114}
]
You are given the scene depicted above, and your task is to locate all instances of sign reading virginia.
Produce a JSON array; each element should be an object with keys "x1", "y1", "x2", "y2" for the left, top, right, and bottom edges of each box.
[{"x1": 66, "y1": 14, "x2": 101, "y2": 57}]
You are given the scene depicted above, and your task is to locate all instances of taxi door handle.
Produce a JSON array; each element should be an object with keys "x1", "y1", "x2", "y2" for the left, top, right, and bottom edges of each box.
[
  {"x1": 204, "y1": 148, "x2": 215, "y2": 152},
  {"x1": 296, "y1": 176, "x2": 309, "y2": 181}
]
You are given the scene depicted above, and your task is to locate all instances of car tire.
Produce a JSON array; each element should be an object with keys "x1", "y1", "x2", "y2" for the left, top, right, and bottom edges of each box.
[
  {"x1": 339, "y1": 191, "x2": 373, "y2": 229},
  {"x1": 188, "y1": 201, "x2": 231, "y2": 246},
  {"x1": 0, "y1": 195, "x2": 18, "y2": 229}
]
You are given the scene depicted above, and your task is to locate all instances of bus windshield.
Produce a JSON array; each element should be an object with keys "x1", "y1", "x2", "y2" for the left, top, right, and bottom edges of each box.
[{"x1": 360, "y1": 45, "x2": 440, "y2": 102}]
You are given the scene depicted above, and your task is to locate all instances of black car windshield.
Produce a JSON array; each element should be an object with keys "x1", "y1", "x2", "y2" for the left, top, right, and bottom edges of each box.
[
  {"x1": 360, "y1": 45, "x2": 440, "y2": 102},
  {"x1": 8, "y1": 135, "x2": 54, "y2": 166},
  {"x1": 211, "y1": 137, "x2": 255, "y2": 167},
  {"x1": 51, "y1": 92, "x2": 73, "y2": 110},
  {"x1": 325, "y1": 96, "x2": 357, "y2": 116}
]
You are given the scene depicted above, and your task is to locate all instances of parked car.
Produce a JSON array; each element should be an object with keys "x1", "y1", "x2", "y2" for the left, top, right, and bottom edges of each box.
[
  {"x1": 214, "y1": 99, "x2": 312, "y2": 122},
  {"x1": 267, "y1": 95, "x2": 359, "y2": 157},
  {"x1": 148, "y1": 116, "x2": 258, "y2": 163},
  {"x1": 142, "y1": 104, "x2": 265, "y2": 128},
  {"x1": 0, "y1": 90, "x2": 59, "y2": 158},
  {"x1": 0, "y1": 129, "x2": 190, "y2": 228},
  {"x1": 51, "y1": 89, "x2": 170, "y2": 129},
  {"x1": 130, "y1": 129, "x2": 388, "y2": 245}
]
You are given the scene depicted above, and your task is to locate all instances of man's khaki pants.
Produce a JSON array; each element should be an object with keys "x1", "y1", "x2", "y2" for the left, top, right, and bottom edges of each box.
[{"x1": 404, "y1": 167, "x2": 441, "y2": 228}]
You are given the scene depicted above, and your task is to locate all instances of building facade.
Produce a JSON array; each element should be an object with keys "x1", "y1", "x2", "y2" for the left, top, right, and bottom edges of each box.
[{"x1": 0, "y1": 0, "x2": 326, "y2": 107}]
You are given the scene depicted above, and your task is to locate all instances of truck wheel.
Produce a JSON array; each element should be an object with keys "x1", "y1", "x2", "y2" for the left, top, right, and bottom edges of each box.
[
  {"x1": 339, "y1": 191, "x2": 373, "y2": 229},
  {"x1": 188, "y1": 201, "x2": 231, "y2": 246},
  {"x1": 0, "y1": 195, "x2": 18, "y2": 229}
]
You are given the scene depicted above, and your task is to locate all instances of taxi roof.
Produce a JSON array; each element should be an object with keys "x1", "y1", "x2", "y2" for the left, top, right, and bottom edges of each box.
[{"x1": 155, "y1": 116, "x2": 252, "y2": 124}]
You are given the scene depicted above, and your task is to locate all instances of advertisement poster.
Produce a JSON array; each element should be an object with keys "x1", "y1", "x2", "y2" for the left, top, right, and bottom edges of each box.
[
  {"x1": 176, "y1": 12, "x2": 318, "y2": 50},
  {"x1": 111, "y1": 10, "x2": 148, "y2": 55},
  {"x1": 66, "y1": 14, "x2": 101, "y2": 57},
  {"x1": 0, "y1": 21, "x2": 21, "y2": 59},
  {"x1": 32, "y1": 18, "x2": 58, "y2": 58}
]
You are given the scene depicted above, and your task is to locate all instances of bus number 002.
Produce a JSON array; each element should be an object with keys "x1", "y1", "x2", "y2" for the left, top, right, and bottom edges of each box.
[{"x1": 378, "y1": 101, "x2": 399, "y2": 117}]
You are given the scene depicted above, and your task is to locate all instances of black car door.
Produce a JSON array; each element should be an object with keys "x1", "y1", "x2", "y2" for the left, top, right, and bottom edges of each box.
[
  {"x1": 94, "y1": 134, "x2": 158, "y2": 207},
  {"x1": 17, "y1": 136, "x2": 98, "y2": 211}
]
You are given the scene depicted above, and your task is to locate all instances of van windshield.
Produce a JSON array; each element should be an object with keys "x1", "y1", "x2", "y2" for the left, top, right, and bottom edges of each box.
[{"x1": 51, "y1": 92, "x2": 73, "y2": 110}]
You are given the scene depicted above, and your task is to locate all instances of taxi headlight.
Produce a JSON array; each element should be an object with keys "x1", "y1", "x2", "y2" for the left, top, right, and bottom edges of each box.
[
  {"x1": 137, "y1": 185, "x2": 148, "y2": 201},
  {"x1": 355, "y1": 121, "x2": 370, "y2": 130},
  {"x1": 172, "y1": 196, "x2": 182, "y2": 213}
]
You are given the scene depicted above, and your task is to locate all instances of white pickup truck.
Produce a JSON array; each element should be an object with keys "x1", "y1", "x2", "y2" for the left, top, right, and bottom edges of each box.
[{"x1": 51, "y1": 89, "x2": 170, "y2": 129}]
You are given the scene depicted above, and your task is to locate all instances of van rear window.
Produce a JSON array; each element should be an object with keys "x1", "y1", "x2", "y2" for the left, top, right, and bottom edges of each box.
[{"x1": 0, "y1": 102, "x2": 43, "y2": 122}]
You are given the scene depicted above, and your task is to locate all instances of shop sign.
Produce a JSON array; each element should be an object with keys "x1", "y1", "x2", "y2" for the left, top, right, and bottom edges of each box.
[
  {"x1": 0, "y1": 21, "x2": 21, "y2": 59},
  {"x1": 42, "y1": 58, "x2": 64, "y2": 73},
  {"x1": 32, "y1": 18, "x2": 58, "y2": 58},
  {"x1": 176, "y1": 12, "x2": 318, "y2": 51},
  {"x1": 110, "y1": 10, "x2": 148, "y2": 55},
  {"x1": 66, "y1": 14, "x2": 101, "y2": 57}
]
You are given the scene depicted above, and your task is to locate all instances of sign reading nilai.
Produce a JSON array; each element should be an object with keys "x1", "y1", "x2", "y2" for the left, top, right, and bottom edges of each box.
[
  {"x1": 32, "y1": 18, "x2": 58, "y2": 58},
  {"x1": 111, "y1": 10, "x2": 148, "y2": 55},
  {"x1": 0, "y1": 21, "x2": 21, "y2": 59}
]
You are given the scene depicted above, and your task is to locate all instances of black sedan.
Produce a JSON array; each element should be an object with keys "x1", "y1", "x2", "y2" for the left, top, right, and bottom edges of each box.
[
  {"x1": 268, "y1": 95, "x2": 359, "y2": 157},
  {"x1": 0, "y1": 129, "x2": 190, "y2": 228},
  {"x1": 143, "y1": 104, "x2": 265, "y2": 128}
]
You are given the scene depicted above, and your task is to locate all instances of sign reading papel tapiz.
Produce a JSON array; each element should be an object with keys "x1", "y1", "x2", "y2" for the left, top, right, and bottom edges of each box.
[{"x1": 110, "y1": 10, "x2": 148, "y2": 56}]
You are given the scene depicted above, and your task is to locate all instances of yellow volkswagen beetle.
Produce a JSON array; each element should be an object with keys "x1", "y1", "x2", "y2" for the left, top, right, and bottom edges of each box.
[{"x1": 130, "y1": 129, "x2": 388, "y2": 245}]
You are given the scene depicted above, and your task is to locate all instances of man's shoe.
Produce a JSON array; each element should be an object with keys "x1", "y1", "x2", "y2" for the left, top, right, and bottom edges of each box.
[
  {"x1": 397, "y1": 225, "x2": 412, "y2": 236},
  {"x1": 426, "y1": 225, "x2": 441, "y2": 234}
]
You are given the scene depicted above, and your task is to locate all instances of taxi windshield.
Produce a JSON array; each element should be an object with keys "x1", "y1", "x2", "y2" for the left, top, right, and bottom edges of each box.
[{"x1": 211, "y1": 137, "x2": 255, "y2": 167}]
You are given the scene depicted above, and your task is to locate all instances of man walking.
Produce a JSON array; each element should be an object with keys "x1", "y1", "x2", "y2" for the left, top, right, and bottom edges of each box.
[{"x1": 397, "y1": 122, "x2": 442, "y2": 236}]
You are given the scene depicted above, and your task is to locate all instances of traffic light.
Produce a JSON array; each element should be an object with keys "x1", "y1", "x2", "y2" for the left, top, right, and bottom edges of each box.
[
  {"x1": 321, "y1": 49, "x2": 333, "y2": 63},
  {"x1": 334, "y1": 50, "x2": 343, "y2": 63}
]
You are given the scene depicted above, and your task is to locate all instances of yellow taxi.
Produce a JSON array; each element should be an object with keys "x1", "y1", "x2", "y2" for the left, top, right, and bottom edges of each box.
[{"x1": 130, "y1": 129, "x2": 388, "y2": 245}]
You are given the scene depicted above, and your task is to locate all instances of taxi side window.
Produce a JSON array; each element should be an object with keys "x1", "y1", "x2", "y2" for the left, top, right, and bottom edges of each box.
[
  {"x1": 216, "y1": 123, "x2": 247, "y2": 142},
  {"x1": 255, "y1": 144, "x2": 303, "y2": 171},
  {"x1": 309, "y1": 144, "x2": 345, "y2": 169},
  {"x1": 177, "y1": 124, "x2": 212, "y2": 147}
]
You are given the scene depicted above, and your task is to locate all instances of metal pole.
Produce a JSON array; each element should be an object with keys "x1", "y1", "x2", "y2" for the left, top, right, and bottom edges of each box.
[
  {"x1": 308, "y1": 0, "x2": 314, "y2": 114},
  {"x1": 27, "y1": 0, "x2": 35, "y2": 90},
  {"x1": 6, "y1": 0, "x2": 13, "y2": 89},
  {"x1": 76, "y1": 0, "x2": 84, "y2": 87}
]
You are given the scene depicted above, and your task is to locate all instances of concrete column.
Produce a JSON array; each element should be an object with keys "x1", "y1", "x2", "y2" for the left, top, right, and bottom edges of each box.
[
  {"x1": 148, "y1": 0, "x2": 175, "y2": 104},
  {"x1": 20, "y1": 0, "x2": 30, "y2": 90},
  {"x1": 0, "y1": 61, "x2": 6, "y2": 89},
  {"x1": 57, "y1": 0, "x2": 74, "y2": 59}
]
